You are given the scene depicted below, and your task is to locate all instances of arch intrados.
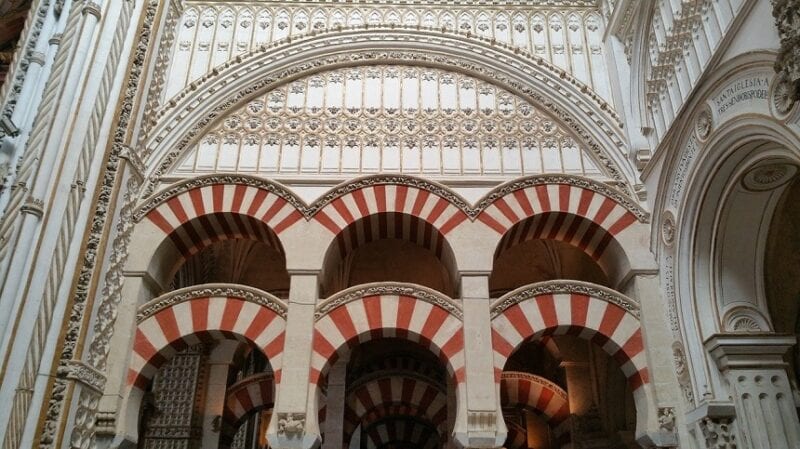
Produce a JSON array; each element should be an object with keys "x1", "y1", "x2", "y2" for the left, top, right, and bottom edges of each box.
[
  {"x1": 492, "y1": 211, "x2": 625, "y2": 282},
  {"x1": 145, "y1": 27, "x2": 632, "y2": 192},
  {"x1": 364, "y1": 415, "x2": 441, "y2": 449},
  {"x1": 320, "y1": 211, "x2": 459, "y2": 297},
  {"x1": 499, "y1": 372, "x2": 569, "y2": 426},
  {"x1": 224, "y1": 373, "x2": 276, "y2": 426}
]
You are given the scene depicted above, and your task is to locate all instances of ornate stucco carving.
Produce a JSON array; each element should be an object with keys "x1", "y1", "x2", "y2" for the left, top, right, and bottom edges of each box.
[
  {"x1": 142, "y1": 27, "x2": 633, "y2": 197},
  {"x1": 489, "y1": 279, "x2": 640, "y2": 319},
  {"x1": 276, "y1": 413, "x2": 306, "y2": 437},
  {"x1": 700, "y1": 417, "x2": 737, "y2": 449},
  {"x1": 771, "y1": 0, "x2": 800, "y2": 103},
  {"x1": 137, "y1": 284, "x2": 288, "y2": 322},
  {"x1": 315, "y1": 282, "x2": 462, "y2": 320},
  {"x1": 39, "y1": 0, "x2": 156, "y2": 447}
]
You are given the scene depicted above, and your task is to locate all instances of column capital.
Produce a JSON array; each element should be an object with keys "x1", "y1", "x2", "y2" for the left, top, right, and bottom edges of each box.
[{"x1": 704, "y1": 333, "x2": 796, "y2": 371}]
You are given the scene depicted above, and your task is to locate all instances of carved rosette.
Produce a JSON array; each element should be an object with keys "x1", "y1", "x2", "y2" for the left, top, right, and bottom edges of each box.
[
  {"x1": 741, "y1": 163, "x2": 798, "y2": 192},
  {"x1": 661, "y1": 210, "x2": 676, "y2": 247},
  {"x1": 695, "y1": 107, "x2": 713, "y2": 141}
]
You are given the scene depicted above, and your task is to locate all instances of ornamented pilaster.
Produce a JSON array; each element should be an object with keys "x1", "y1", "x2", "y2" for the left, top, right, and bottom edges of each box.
[
  {"x1": 705, "y1": 334, "x2": 800, "y2": 449},
  {"x1": 772, "y1": 0, "x2": 800, "y2": 102}
]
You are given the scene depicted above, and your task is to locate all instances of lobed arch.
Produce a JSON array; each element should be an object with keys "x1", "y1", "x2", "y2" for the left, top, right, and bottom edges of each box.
[
  {"x1": 127, "y1": 285, "x2": 287, "y2": 390},
  {"x1": 490, "y1": 280, "x2": 651, "y2": 437},
  {"x1": 144, "y1": 27, "x2": 636, "y2": 195}
]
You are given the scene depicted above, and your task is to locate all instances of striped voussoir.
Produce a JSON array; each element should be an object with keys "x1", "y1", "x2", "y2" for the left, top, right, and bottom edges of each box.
[
  {"x1": 344, "y1": 375, "x2": 447, "y2": 441},
  {"x1": 477, "y1": 184, "x2": 638, "y2": 240},
  {"x1": 500, "y1": 372, "x2": 569, "y2": 428},
  {"x1": 491, "y1": 292, "x2": 647, "y2": 391},
  {"x1": 363, "y1": 417, "x2": 441, "y2": 449},
  {"x1": 129, "y1": 295, "x2": 286, "y2": 390},
  {"x1": 311, "y1": 294, "x2": 465, "y2": 385},
  {"x1": 330, "y1": 212, "x2": 450, "y2": 261},
  {"x1": 313, "y1": 184, "x2": 468, "y2": 236},
  {"x1": 223, "y1": 373, "x2": 275, "y2": 426},
  {"x1": 505, "y1": 421, "x2": 529, "y2": 449},
  {"x1": 494, "y1": 212, "x2": 619, "y2": 266},
  {"x1": 144, "y1": 183, "x2": 303, "y2": 259}
]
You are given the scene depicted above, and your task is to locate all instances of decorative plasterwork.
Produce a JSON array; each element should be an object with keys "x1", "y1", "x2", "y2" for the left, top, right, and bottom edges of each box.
[
  {"x1": 315, "y1": 281, "x2": 462, "y2": 320},
  {"x1": 134, "y1": 172, "x2": 650, "y2": 223},
  {"x1": 136, "y1": 283, "x2": 288, "y2": 322},
  {"x1": 740, "y1": 162, "x2": 798, "y2": 192},
  {"x1": 61, "y1": 360, "x2": 107, "y2": 394},
  {"x1": 489, "y1": 279, "x2": 640, "y2": 319},
  {"x1": 162, "y1": 3, "x2": 609, "y2": 104},
  {"x1": 143, "y1": 27, "x2": 632, "y2": 196},
  {"x1": 173, "y1": 64, "x2": 607, "y2": 179},
  {"x1": 661, "y1": 209, "x2": 675, "y2": 247},
  {"x1": 771, "y1": 0, "x2": 800, "y2": 102}
]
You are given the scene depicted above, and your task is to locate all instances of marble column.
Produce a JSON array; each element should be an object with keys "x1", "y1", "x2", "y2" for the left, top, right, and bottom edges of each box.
[
  {"x1": 705, "y1": 333, "x2": 800, "y2": 449},
  {"x1": 320, "y1": 353, "x2": 349, "y2": 449},
  {"x1": 201, "y1": 341, "x2": 241, "y2": 448}
]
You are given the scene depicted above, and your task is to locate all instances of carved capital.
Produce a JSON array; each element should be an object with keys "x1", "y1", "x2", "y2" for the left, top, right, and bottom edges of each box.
[
  {"x1": 20, "y1": 196, "x2": 44, "y2": 218},
  {"x1": 81, "y1": 1, "x2": 102, "y2": 20},
  {"x1": 276, "y1": 412, "x2": 306, "y2": 437},
  {"x1": 62, "y1": 359, "x2": 107, "y2": 393}
]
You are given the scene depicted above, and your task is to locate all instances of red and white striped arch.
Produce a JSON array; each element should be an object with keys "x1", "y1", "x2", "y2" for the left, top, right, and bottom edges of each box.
[
  {"x1": 363, "y1": 417, "x2": 441, "y2": 449},
  {"x1": 128, "y1": 295, "x2": 286, "y2": 390},
  {"x1": 494, "y1": 213, "x2": 621, "y2": 271},
  {"x1": 505, "y1": 421, "x2": 529, "y2": 449},
  {"x1": 224, "y1": 374, "x2": 275, "y2": 426},
  {"x1": 143, "y1": 183, "x2": 303, "y2": 259},
  {"x1": 491, "y1": 292, "x2": 647, "y2": 391},
  {"x1": 329, "y1": 212, "x2": 452, "y2": 261},
  {"x1": 313, "y1": 184, "x2": 468, "y2": 236},
  {"x1": 500, "y1": 372, "x2": 569, "y2": 427},
  {"x1": 344, "y1": 375, "x2": 447, "y2": 441},
  {"x1": 311, "y1": 295, "x2": 465, "y2": 385},
  {"x1": 478, "y1": 183, "x2": 639, "y2": 240}
]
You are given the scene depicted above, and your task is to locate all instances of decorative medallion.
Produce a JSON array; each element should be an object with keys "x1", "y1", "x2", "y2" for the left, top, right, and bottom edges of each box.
[
  {"x1": 695, "y1": 107, "x2": 713, "y2": 141},
  {"x1": 661, "y1": 209, "x2": 676, "y2": 247},
  {"x1": 771, "y1": 73, "x2": 797, "y2": 117},
  {"x1": 741, "y1": 163, "x2": 797, "y2": 192}
]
